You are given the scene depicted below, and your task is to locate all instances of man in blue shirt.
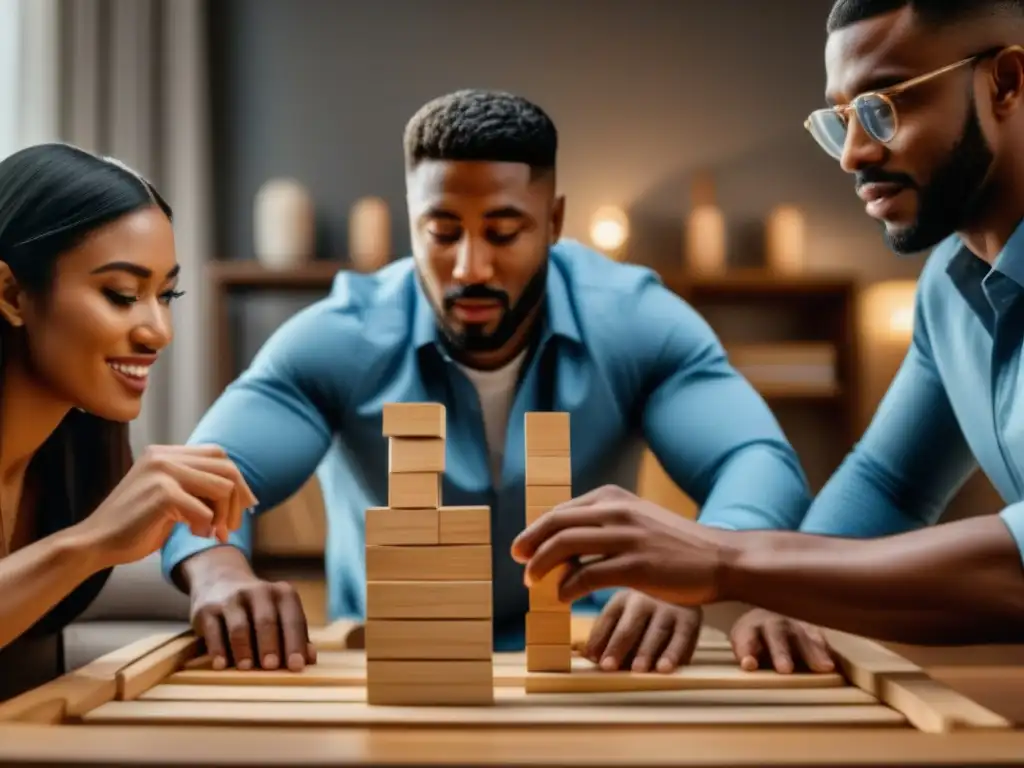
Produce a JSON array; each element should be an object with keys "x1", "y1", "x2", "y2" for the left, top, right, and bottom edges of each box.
[
  {"x1": 512, "y1": 0, "x2": 1024, "y2": 661},
  {"x1": 160, "y1": 89, "x2": 811, "y2": 674}
]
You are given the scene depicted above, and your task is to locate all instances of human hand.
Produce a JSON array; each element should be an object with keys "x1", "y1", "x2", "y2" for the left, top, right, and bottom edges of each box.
[
  {"x1": 730, "y1": 608, "x2": 835, "y2": 674},
  {"x1": 583, "y1": 590, "x2": 703, "y2": 673},
  {"x1": 188, "y1": 562, "x2": 316, "y2": 672},
  {"x1": 511, "y1": 485, "x2": 732, "y2": 607},
  {"x1": 77, "y1": 444, "x2": 255, "y2": 569}
]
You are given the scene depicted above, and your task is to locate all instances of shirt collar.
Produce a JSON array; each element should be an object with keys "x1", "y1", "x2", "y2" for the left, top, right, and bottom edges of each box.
[
  {"x1": 411, "y1": 248, "x2": 584, "y2": 354},
  {"x1": 992, "y1": 216, "x2": 1024, "y2": 289}
]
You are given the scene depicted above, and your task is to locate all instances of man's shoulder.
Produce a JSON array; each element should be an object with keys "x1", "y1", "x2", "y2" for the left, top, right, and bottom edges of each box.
[
  {"x1": 549, "y1": 239, "x2": 663, "y2": 297},
  {"x1": 257, "y1": 258, "x2": 418, "y2": 364}
]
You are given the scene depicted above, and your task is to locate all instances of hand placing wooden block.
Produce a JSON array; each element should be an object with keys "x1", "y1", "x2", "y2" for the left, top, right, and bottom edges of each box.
[
  {"x1": 528, "y1": 563, "x2": 570, "y2": 612},
  {"x1": 382, "y1": 402, "x2": 446, "y2": 438}
]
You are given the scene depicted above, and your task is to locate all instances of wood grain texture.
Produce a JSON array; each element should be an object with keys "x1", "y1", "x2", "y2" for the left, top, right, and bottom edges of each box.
[
  {"x1": 81, "y1": 699, "x2": 907, "y2": 727},
  {"x1": 5, "y1": 724, "x2": 1024, "y2": 766}
]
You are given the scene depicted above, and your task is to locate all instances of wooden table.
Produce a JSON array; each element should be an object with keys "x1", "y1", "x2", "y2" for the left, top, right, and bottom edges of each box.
[{"x1": 0, "y1": 619, "x2": 1022, "y2": 767}]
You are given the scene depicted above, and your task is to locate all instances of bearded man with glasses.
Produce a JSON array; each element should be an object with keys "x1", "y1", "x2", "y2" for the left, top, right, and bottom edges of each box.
[{"x1": 511, "y1": 0, "x2": 1024, "y2": 671}]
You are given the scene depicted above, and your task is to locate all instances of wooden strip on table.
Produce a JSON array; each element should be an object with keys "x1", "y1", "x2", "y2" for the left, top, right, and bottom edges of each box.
[
  {"x1": 824, "y1": 630, "x2": 1012, "y2": 733},
  {"x1": 116, "y1": 636, "x2": 201, "y2": 701},
  {"x1": 138, "y1": 683, "x2": 879, "y2": 706},
  {"x1": 168, "y1": 659, "x2": 842, "y2": 692},
  {"x1": 0, "y1": 630, "x2": 192, "y2": 723},
  {"x1": 82, "y1": 699, "x2": 906, "y2": 727}
]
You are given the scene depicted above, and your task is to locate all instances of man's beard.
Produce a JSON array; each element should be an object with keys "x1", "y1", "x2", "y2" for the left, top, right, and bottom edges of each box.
[
  {"x1": 432, "y1": 261, "x2": 548, "y2": 355},
  {"x1": 884, "y1": 99, "x2": 995, "y2": 255}
]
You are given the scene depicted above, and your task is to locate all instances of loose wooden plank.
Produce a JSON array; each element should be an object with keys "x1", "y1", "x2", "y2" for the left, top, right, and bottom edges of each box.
[
  {"x1": 81, "y1": 699, "x2": 906, "y2": 727},
  {"x1": 525, "y1": 667, "x2": 846, "y2": 693},
  {"x1": 0, "y1": 630, "x2": 192, "y2": 722},
  {"x1": 825, "y1": 630, "x2": 1013, "y2": 733},
  {"x1": 117, "y1": 635, "x2": 201, "y2": 701},
  {"x1": 168, "y1": 654, "x2": 804, "y2": 690},
  {"x1": 138, "y1": 683, "x2": 879, "y2": 706}
]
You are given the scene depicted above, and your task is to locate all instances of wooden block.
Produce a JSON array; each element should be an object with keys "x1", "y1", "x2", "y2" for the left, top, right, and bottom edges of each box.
[
  {"x1": 525, "y1": 666, "x2": 848, "y2": 693},
  {"x1": 382, "y1": 402, "x2": 446, "y2": 438},
  {"x1": 527, "y1": 643, "x2": 571, "y2": 672},
  {"x1": 365, "y1": 619, "x2": 492, "y2": 660},
  {"x1": 525, "y1": 411, "x2": 570, "y2": 455},
  {"x1": 367, "y1": 683, "x2": 494, "y2": 706},
  {"x1": 365, "y1": 507, "x2": 438, "y2": 545},
  {"x1": 525, "y1": 455, "x2": 572, "y2": 486},
  {"x1": 439, "y1": 505, "x2": 490, "y2": 544},
  {"x1": 388, "y1": 437, "x2": 445, "y2": 473},
  {"x1": 387, "y1": 471, "x2": 441, "y2": 509},
  {"x1": 529, "y1": 564, "x2": 569, "y2": 611},
  {"x1": 525, "y1": 484, "x2": 572, "y2": 510},
  {"x1": 366, "y1": 544, "x2": 491, "y2": 581},
  {"x1": 526, "y1": 611, "x2": 572, "y2": 645},
  {"x1": 366, "y1": 659, "x2": 493, "y2": 686},
  {"x1": 367, "y1": 581, "x2": 492, "y2": 619}
]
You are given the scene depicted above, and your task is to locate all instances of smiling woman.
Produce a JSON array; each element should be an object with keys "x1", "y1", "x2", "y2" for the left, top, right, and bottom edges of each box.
[{"x1": 0, "y1": 143, "x2": 253, "y2": 701}]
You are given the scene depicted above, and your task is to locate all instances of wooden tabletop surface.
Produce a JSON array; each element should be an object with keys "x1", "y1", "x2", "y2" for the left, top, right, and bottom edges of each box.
[{"x1": 0, "y1": 617, "x2": 1021, "y2": 767}]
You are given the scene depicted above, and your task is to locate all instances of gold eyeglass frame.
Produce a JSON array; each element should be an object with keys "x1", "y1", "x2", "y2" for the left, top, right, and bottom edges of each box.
[{"x1": 804, "y1": 45, "x2": 1015, "y2": 156}]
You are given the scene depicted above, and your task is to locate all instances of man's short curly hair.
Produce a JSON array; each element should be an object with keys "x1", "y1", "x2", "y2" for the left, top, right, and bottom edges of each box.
[{"x1": 403, "y1": 89, "x2": 558, "y2": 176}]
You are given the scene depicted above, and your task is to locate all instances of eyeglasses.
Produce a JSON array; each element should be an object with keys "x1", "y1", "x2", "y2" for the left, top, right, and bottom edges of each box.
[{"x1": 804, "y1": 47, "x2": 1007, "y2": 160}]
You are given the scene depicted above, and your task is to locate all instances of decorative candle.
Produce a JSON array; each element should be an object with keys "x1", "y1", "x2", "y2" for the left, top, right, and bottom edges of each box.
[
  {"x1": 349, "y1": 196, "x2": 391, "y2": 272},
  {"x1": 253, "y1": 178, "x2": 315, "y2": 270}
]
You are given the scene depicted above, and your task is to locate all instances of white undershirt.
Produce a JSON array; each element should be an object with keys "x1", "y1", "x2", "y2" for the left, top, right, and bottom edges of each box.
[{"x1": 457, "y1": 349, "x2": 527, "y2": 486}]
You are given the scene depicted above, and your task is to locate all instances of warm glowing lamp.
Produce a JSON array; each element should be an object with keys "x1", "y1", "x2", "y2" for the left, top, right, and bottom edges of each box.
[
  {"x1": 861, "y1": 280, "x2": 918, "y2": 343},
  {"x1": 857, "y1": 279, "x2": 918, "y2": 429},
  {"x1": 590, "y1": 205, "x2": 629, "y2": 258}
]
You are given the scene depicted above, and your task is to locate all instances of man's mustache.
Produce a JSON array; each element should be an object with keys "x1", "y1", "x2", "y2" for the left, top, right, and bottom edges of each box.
[
  {"x1": 443, "y1": 284, "x2": 510, "y2": 311},
  {"x1": 855, "y1": 168, "x2": 916, "y2": 192}
]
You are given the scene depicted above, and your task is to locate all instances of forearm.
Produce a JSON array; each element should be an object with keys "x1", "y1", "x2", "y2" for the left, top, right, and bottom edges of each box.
[
  {"x1": 697, "y1": 443, "x2": 810, "y2": 531},
  {"x1": 0, "y1": 525, "x2": 104, "y2": 650},
  {"x1": 718, "y1": 514, "x2": 1024, "y2": 645}
]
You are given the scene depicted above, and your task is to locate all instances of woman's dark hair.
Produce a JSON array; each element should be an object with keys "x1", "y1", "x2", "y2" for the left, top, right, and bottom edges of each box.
[{"x1": 0, "y1": 143, "x2": 173, "y2": 632}]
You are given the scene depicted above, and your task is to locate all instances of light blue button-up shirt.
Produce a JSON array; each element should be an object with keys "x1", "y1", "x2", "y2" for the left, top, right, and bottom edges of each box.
[
  {"x1": 161, "y1": 239, "x2": 811, "y2": 649},
  {"x1": 798, "y1": 221, "x2": 1024, "y2": 561}
]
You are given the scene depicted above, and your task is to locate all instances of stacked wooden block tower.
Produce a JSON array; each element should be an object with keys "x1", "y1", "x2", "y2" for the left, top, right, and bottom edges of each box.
[
  {"x1": 364, "y1": 402, "x2": 495, "y2": 705},
  {"x1": 524, "y1": 411, "x2": 573, "y2": 672}
]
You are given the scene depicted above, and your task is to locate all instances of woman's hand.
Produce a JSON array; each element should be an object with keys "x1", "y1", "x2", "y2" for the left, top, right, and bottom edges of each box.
[
  {"x1": 76, "y1": 444, "x2": 256, "y2": 569},
  {"x1": 511, "y1": 485, "x2": 733, "y2": 607}
]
